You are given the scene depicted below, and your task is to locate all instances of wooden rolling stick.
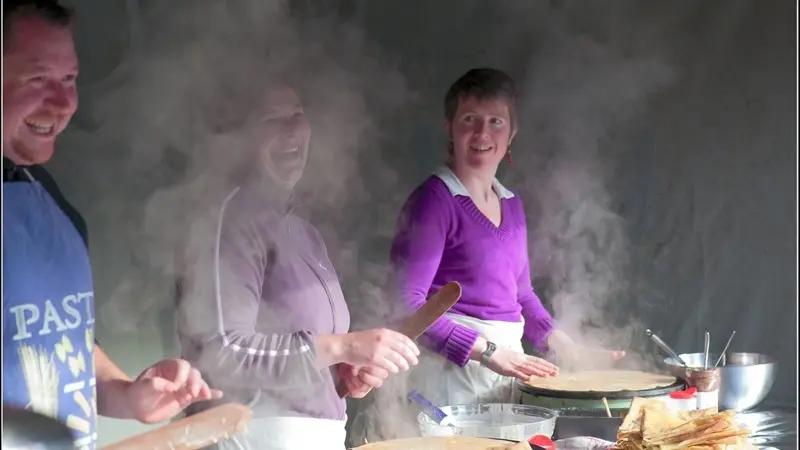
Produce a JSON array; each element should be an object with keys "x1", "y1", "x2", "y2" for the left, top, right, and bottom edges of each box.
[
  {"x1": 335, "y1": 282, "x2": 462, "y2": 398},
  {"x1": 102, "y1": 403, "x2": 252, "y2": 450}
]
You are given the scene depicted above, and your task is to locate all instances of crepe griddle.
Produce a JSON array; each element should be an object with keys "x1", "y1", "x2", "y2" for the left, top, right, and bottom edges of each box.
[
  {"x1": 351, "y1": 438, "x2": 546, "y2": 450},
  {"x1": 516, "y1": 378, "x2": 686, "y2": 400}
]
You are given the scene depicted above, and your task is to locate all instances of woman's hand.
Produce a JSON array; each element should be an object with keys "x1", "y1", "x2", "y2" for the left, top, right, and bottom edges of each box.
[
  {"x1": 341, "y1": 329, "x2": 420, "y2": 373},
  {"x1": 318, "y1": 329, "x2": 420, "y2": 374},
  {"x1": 486, "y1": 347, "x2": 560, "y2": 381},
  {"x1": 547, "y1": 330, "x2": 626, "y2": 371},
  {"x1": 336, "y1": 364, "x2": 390, "y2": 398}
]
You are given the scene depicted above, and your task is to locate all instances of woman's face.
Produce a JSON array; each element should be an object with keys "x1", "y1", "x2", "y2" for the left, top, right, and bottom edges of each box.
[
  {"x1": 254, "y1": 86, "x2": 310, "y2": 188},
  {"x1": 446, "y1": 95, "x2": 516, "y2": 174}
]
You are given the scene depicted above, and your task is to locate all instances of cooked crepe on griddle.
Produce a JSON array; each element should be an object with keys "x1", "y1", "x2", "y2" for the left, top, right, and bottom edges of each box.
[
  {"x1": 354, "y1": 436, "x2": 512, "y2": 449},
  {"x1": 526, "y1": 370, "x2": 677, "y2": 393}
]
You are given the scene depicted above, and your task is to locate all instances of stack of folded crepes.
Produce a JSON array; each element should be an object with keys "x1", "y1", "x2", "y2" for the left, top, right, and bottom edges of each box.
[{"x1": 613, "y1": 398, "x2": 755, "y2": 450}]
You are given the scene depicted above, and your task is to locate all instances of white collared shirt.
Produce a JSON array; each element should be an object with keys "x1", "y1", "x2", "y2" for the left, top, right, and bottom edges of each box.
[{"x1": 433, "y1": 165, "x2": 515, "y2": 200}]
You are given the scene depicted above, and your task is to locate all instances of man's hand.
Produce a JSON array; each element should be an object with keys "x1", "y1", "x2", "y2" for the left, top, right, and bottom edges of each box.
[
  {"x1": 126, "y1": 359, "x2": 223, "y2": 424},
  {"x1": 336, "y1": 363, "x2": 389, "y2": 399}
]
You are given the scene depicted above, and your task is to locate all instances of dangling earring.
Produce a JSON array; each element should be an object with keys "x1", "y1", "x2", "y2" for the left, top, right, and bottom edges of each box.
[{"x1": 506, "y1": 148, "x2": 513, "y2": 165}]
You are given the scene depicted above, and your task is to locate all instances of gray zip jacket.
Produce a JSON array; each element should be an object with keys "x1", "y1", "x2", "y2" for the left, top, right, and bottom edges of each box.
[{"x1": 177, "y1": 177, "x2": 350, "y2": 420}]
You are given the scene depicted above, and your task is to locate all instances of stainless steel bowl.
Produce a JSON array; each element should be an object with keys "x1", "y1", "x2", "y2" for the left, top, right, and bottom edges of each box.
[{"x1": 663, "y1": 352, "x2": 776, "y2": 411}]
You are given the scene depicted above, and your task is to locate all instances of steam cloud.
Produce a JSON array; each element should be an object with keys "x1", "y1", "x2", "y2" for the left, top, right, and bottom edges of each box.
[
  {"x1": 76, "y1": 1, "x2": 413, "y2": 334},
  {"x1": 58, "y1": 0, "x2": 701, "y2": 445},
  {"x1": 506, "y1": 0, "x2": 680, "y2": 372}
]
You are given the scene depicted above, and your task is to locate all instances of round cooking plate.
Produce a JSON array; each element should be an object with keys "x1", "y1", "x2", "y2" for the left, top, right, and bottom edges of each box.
[
  {"x1": 354, "y1": 436, "x2": 543, "y2": 449},
  {"x1": 516, "y1": 378, "x2": 687, "y2": 400}
]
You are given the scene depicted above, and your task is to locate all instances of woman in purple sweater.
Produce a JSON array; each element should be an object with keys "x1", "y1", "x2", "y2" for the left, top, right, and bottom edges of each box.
[
  {"x1": 391, "y1": 68, "x2": 623, "y2": 405},
  {"x1": 177, "y1": 83, "x2": 419, "y2": 450}
]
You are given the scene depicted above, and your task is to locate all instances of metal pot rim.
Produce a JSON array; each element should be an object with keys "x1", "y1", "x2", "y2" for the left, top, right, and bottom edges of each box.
[{"x1": 664, "y1": 352, "x2": 777, "y2": 367}]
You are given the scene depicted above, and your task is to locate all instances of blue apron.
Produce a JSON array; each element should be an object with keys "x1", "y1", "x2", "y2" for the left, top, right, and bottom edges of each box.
[{"x1": 2, "y1": 171, "x2": 98, "y2": 450}]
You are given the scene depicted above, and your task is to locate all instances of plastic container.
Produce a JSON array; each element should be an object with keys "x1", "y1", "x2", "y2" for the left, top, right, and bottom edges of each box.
[
  {"x1": 417, "y1": 403, "x2": 557, "y2": 441},
  {"x1": 669, "y1": 387, "x2": 698, "y2": 411},
  {"x1": 685, "y1": 368, "x2": 722, "y2": 411}
]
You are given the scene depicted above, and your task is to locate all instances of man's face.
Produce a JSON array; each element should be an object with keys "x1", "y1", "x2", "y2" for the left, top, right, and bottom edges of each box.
[{"x1": 2, "y1": 17, "x2": 79, "y2": 165}]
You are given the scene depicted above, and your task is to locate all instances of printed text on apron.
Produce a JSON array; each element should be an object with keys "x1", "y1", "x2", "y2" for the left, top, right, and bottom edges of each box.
[{"x1": 2, "y1": 172, "x2": 98, "y2": 450}]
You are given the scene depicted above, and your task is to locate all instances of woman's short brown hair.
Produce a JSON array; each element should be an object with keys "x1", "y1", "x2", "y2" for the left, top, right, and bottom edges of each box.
[{"x1": 444, "y1": 68, "x2": 518, "y2": 130}]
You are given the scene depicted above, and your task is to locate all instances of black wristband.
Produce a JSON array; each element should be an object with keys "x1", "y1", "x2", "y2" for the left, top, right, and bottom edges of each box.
[{"x1": 480, "y1": 341, "x2": 497, "y2": 367}]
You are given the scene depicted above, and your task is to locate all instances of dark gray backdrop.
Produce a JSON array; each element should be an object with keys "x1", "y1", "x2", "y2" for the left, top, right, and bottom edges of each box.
[{"x1": 45, "y1": 0, "x2": 795, "y2": 444}]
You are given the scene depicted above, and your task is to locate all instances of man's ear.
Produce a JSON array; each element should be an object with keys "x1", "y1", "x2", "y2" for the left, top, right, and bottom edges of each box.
[{"x1": 444, "y1": 119, "x2": 452, "y2": 139}]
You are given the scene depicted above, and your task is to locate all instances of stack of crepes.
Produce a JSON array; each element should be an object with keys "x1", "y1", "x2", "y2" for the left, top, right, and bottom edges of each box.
[{"x1": 613, "y1": 398, "x2": 755, "y2": 450}]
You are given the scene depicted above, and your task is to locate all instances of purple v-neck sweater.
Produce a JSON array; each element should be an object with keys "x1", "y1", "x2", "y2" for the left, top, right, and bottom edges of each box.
[{"x1": 390, "y1": 175, "x2": 554, "y2": 367}]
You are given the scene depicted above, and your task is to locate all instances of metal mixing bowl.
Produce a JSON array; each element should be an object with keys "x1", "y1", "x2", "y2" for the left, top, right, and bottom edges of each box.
[{"x1": 663, "y1": 352, "x2": 776, "y2": 411}]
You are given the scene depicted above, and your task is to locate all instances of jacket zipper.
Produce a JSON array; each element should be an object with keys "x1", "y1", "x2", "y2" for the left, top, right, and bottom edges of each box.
[{"x1": 284, "y1": 217, "x2": 338, "y2": 334}]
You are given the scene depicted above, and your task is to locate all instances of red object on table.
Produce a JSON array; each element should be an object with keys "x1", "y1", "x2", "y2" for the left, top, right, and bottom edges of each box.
[
  {"x1": 669, "y1": 386, "x2": 698, "y2": 399},
  {"x1": 528, "y1": 434, "x2": 556, "y2": 450}
]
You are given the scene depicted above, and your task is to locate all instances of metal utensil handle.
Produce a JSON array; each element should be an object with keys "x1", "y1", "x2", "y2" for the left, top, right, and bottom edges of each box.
[
  {"x1": 713, "y1": 330, "x2": 736, "y2": 368},
  {"x1": 646, "y1": 329, "x2": 687, "y2": 366},
  {"x1": 703, "y1": 332, "x2": 710, "y2": 369}
]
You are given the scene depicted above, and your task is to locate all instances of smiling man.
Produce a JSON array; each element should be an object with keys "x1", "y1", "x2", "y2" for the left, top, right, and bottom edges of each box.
[{"x1": 2, "y1": 1, "x2": 221, "y2": 448}]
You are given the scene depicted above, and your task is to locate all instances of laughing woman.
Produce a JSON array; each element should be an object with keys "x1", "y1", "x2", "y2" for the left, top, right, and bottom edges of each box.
[
  {"x1": 177, "y1": 83, "x2": 420, "y2": 450},
  {"x1": 390, "y1": 68, "x2": 623, "y2": 405}
]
